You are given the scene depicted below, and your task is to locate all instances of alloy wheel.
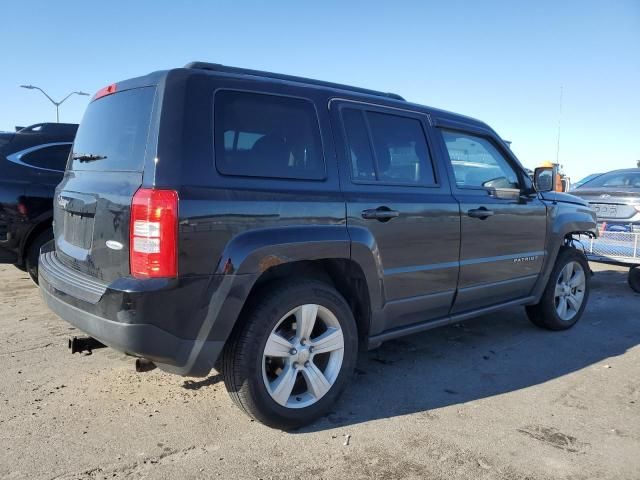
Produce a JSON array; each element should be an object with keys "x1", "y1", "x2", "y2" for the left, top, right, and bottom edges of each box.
[
  {"x1": 554, "y1": 261, "x2": 586, "y2": 321},
  {"x1": 262, "y1": 304, "x2": 344, "y2": 409}
]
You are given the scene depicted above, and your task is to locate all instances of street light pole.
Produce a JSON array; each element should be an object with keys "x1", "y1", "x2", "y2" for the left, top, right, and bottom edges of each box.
[{"x1": 20, "y1": 85, "x2": 90, "y2": 122}]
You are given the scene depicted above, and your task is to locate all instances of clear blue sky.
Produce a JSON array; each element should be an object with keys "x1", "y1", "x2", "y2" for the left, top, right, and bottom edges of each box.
[{"x1": 2, "y1": 0, "x2": 638, "y2": 181}]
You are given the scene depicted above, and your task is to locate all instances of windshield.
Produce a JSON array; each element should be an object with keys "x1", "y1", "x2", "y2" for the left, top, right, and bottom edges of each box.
[
  {"x1": 70, "y1": 86, "x2": 156, "y2": 172},
  {"x1": 579, "y1": 170, "x2": 640, "y2": 189},
  {"x1": 575, "y1": 173, "x2": 601, "y2": 185}
]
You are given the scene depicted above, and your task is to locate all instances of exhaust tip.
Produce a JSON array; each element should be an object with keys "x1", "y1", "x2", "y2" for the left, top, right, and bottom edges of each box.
[{"x1": 135, "y1": 358, "x2": 157, "y2": 373}]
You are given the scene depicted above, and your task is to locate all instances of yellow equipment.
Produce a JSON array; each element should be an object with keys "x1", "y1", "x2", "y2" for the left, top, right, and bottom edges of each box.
[{"x1": 539, "y1": 161, "x2": 569, "y2": 192}]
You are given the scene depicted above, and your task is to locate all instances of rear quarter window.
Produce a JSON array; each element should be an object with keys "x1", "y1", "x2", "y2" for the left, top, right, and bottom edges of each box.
[
  {"x1": 214, "y1": 90, "x2": 325, "y2": 180},
  {"x1": 21, "y1": 144, "x2": 71, "y2": 171},
  {"x1": 71, "y1": 87, "x2": 156, "y2": 172}
]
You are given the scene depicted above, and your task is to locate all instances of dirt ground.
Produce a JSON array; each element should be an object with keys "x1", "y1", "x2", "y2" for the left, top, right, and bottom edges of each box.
[{"x1": 0, "y1": 262, "x2": 638, "y2": 480}]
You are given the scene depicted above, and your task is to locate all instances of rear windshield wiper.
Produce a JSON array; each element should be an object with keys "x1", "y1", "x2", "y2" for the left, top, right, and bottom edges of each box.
[{"x1": 72, "y1": 153, "x2": 108, "y2": 162}]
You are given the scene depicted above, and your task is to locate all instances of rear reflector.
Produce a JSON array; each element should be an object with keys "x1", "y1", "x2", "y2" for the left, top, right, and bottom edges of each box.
[
  {"x1": 93, "y1": 83, "x2": 118, "y2": 101},
  {"x1": 130, "y1": 188, "x2": 178, "y2": 278}
]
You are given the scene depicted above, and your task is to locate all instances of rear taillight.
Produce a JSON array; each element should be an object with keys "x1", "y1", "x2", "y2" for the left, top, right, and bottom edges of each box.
[{"x1": 130, "y1": 188, "x2": 178, "y2": 278}]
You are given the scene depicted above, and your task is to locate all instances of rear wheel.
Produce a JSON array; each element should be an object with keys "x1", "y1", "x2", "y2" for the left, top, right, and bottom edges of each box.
[
  {"x1": 526, "y1": 248, "x2": 590, "y2": 330},
  {"x1": 629, "y1": 266, "x2": 640, "y2": 294},
  {"x1": 26, "y1": 229, "x2": 53, "y2": 284},
  {"x1": 221, "y1": 280, "x2": 357, "y2": 429}
]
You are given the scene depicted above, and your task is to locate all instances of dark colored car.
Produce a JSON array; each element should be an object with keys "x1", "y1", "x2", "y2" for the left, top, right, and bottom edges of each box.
[
  {"x1": 39, "y1": 63, "x2": 597, "y2": 429},
  {"x1": 0, "y1": 123, "x2": 77, "y2": 281},
  {"x1": 572, "y1": 169, "x2": 640, "y2": 232}
]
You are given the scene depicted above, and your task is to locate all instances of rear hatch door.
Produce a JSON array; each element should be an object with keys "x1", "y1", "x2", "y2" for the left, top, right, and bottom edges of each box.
[{"x1": 54, "y1": 86, "x2": 157, "y2": 283}]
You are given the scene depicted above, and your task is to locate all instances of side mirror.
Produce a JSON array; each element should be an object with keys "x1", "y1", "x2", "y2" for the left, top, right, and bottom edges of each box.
[{"x1": 534, "y1": 167, "x2": 555, "y2": 192}]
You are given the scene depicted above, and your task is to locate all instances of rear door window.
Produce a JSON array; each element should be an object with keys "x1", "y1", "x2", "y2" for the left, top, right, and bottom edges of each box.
[
  {"x1": 342, "y1": 109, "x2": 376, "y2": 181},
  {"x1": 341, "y1": 107, "x2": 436, "y2": 185},
  {"x1": 214, "y1": 91, "x2": 325, "y2": 180},
  {"x1": 71, "y1": 87, "x2": 156, "y2": 172}
]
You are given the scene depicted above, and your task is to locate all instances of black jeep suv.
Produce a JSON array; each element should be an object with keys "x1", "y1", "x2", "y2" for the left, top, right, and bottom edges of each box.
[
  {"x1": 39, "y1": 63, "x2": 597, "y2": 429},
  {"x1": 0, "y1": 122, "x2": 77, "y2": 281}
]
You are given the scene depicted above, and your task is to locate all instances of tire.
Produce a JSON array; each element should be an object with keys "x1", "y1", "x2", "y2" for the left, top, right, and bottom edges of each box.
[
  {"x1": 221, "y1": 280, "x2": 358, "y2": 430},
  {"x1": 526, "y1": 247, "x2": 591, "y2": 330},
  {"x1": 629, "y1": 266, "x2": 640, "y2": 294},
  {"x1": 25, "y1": 229, "x2": 53, "y2": 284}
]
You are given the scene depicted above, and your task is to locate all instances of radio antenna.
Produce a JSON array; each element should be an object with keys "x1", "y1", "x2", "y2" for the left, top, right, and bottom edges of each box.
[{"x1": 555, "y1": 86, "x2": 563, "y2": 164}]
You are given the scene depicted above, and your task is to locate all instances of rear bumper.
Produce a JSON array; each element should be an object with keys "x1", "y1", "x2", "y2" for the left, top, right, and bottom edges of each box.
[
  {"x1": 38, "y1": 246, "x2": 254, "y2": 377},
  {"x1": 41, "y1": 286, "x2": 223, "y2": 375}
]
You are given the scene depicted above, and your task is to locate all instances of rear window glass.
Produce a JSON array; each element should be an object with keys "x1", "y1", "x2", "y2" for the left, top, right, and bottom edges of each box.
[
  {"x1": 22, "y1": 144, "x2": 71, "y2": 171},
  {"x1": 71, "y1": 87, "x2": 155, "y2": 171},
  {"x1": 214, "y1": 91, "x2": 325, "y2": 180}
]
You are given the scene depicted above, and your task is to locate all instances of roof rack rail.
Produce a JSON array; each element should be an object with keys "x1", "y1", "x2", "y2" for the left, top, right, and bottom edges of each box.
[{"x1": 184, "y1": 62, "x2": 405, "y2": 101}]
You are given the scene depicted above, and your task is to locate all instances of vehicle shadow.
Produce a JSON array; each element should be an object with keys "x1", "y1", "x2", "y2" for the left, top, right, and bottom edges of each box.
[
  {"x1": 182, "y1": 373, "x2": 223, "y2": 390},
  {"x1": 182, "y1": 268, "x2": 638, "y2": 431},
  {"x1": 297, "y1": 267, "x2": 640, "y2": 432}
]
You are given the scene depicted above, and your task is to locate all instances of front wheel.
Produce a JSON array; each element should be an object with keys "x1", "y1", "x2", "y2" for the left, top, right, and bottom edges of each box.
[
  {"x1": 526, "y1": 248, "x2": 591, "y2": 330},
  {"x1": 221, "y1": 280, "x2": 358, "y2": 429}
]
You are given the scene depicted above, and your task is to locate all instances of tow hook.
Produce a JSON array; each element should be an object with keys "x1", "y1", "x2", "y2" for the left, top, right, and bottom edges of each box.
[
  {"x1": 68, "y1": 336, "x2": 106, "y2": 354},
  {"x1": 135, "y1": 358, "x2": 157, "y2": 373}
]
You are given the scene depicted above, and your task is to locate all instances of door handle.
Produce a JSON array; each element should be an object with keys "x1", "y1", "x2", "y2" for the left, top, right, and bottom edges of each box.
[
  {"x1": 361, "y1": 207, "x2": 400, "y2": 221},
  {"x1": 467, "y1": 207, "x2": 494, "y2": 220}
]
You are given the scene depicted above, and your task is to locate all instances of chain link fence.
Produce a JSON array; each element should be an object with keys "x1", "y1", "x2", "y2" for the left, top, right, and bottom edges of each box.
[{"x1": 579, "y1": 231, "x2": 640, "y2": 264}]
